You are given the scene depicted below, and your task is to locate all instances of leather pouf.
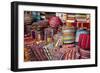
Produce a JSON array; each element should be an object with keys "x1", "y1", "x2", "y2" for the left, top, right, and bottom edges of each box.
[{"x1": 48, "y1": 16, "x2": 62, "y2": 28}]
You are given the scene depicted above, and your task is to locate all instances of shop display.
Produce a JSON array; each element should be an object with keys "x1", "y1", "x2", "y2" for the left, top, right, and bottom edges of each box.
[
  {"x1": 11, "y1": 2, "x2": 97, "y2": 71},
  {"x1": 23, "y1": 11, "x2": 90, "y2": 61},
  {"x1": 23, "y1": 11, "x2": 91, "y2": 61}
]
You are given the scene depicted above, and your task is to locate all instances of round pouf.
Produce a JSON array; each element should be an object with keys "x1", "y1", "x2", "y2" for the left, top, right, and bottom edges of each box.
[{"x1": 48, "y1": 16, "x2": 62, "y2": 28}]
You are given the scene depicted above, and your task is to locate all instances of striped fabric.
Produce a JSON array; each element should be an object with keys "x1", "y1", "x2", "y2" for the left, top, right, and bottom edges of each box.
[
  {"x1": 62, "y1": 27, "x2": 75, "y2": 44},
  {"x1": 61, "y1": 44, "x2": 80, "y2": 60}
]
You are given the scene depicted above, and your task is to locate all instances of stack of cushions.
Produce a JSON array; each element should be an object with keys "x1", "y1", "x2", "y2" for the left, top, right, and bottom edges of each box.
[
  {"x1": 78, "y1": 34, "x2": 90, "y2": 59},
  {"x1": 51, "y1": 44, "x2": 80, "y2": 60},
  {"x1": 62, "y1": 27, "x2": 75, "y2": 44}
]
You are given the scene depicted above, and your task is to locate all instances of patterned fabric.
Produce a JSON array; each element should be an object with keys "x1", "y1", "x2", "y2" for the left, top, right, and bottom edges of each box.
[
  {"x1": 62, "y1": 44, "x2": 80, "y2": 60},
  {"x1": 51, "y1": 44, "x2": 80, "y2": 60},
  {"x1": 78, "y1": 34, "x2": 90, "y2": 50},
  {"x1": 62, "y1": 27, "x2": 75, "y2": 44},
  {"x1": 48, "y1": 16, "x2": 62, "y2": 28},
  {"x1": 79, "y1": 48, "x2": 90, "y2": 59},
  {"x1": 30, "y1": 43, "x2": 48, "y2": 61}
]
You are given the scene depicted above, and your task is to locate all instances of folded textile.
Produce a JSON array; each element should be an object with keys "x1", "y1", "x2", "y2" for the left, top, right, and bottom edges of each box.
[
  {"x1": 61, "y1": 44, "x2": 80, "y2": 60},
  {"x1": 79, "y1": 48, "x2": 90, "y2": 59}
]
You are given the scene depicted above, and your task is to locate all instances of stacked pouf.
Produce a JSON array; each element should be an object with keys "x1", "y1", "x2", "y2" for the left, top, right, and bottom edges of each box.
[{"x1": 62, "y1": 27, "x2": 75, "y2": 44}]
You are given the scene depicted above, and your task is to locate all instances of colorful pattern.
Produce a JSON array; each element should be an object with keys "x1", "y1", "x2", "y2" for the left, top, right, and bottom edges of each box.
[
  {"x1": 62, "y1": 27, "x2": 75, "y2": 44},
  {"x1": 24, "y1": 11, "x2": 90, "y2": 61}
]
